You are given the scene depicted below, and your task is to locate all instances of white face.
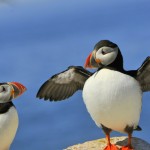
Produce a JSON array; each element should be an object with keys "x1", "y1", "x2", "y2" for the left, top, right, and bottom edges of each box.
[
  {"x1": 95, "y1": 46, "x2": 118, "y2": 66},
  {"x1": 0, "y1": 84, "x2": 13, "y2": 103}
]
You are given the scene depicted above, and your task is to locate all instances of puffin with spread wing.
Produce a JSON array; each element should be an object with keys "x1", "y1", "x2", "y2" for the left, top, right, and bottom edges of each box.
[
  {"x1": 0, "y1": 82, "x2": 26, "y2": 150},
  {"x1": 37, "y1": 40, "x2": 150, "y2": 150}
]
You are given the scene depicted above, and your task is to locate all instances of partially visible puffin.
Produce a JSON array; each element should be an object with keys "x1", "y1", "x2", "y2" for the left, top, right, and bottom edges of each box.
[
  {"x1": 0, "y1": 82, "x2": 26, "y2": 150},
  {"x1": 37, "y1": 40, "x2": 150, "y2": 150}
]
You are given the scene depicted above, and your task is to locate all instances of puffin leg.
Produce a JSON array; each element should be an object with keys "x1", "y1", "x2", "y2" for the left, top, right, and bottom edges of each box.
[
  {"x1": 121, "y1": 126, "x2": 134, "y2": 150},
  {"x1": 102, "y1": 125, "x2": 119, "y2": 150}
]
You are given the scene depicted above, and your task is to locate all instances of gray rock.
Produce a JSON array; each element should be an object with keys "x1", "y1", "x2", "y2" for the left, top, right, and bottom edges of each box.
[{"x1": 65, "y1": 136, "x2": 150, "y2": 150}]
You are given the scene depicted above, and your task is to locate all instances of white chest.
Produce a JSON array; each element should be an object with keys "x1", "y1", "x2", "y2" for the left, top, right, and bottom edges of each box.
[
  {"x1": 82, "y1": 69, "x2": 142, "y2": 132},
  {"x1": 0, "y1": 106, "x2": 18, "y2": 150}
]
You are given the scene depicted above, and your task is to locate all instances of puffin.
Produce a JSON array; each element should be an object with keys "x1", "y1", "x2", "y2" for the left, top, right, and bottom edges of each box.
[
  {"x1": 36, "y1": 40, "x2": 150, "y2": 150},
  {"x1": 0, "y1": 82, "x2": 26, "y2": 150}
]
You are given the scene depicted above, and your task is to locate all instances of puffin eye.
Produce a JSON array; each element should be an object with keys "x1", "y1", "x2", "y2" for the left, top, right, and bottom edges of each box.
[
  {"x1": 0, "y1": 86, "x2": 6, "y2": 93},
  {"x1": 102, "y1": 49, "x2": 107, "y2": 55}
]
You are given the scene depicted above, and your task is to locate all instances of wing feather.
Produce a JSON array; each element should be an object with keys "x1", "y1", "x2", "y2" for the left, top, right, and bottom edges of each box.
[
  {"x1": 136, "y1": 56, "x2": 150, "y2": 92},
  {"x1": 36, "y1": 66, "x2": 92, "y2": 101}
]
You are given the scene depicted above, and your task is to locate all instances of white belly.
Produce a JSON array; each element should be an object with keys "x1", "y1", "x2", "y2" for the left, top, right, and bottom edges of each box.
[
  {"x1": 82, "y1": 69, "x2": 142, "y2": 133},
  {"x1": 0, "y1": 106, "x2": 18, "y2": 150}
]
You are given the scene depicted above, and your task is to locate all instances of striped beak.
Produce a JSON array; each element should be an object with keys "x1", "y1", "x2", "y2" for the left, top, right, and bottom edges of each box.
[
  {"x1": 8, "y1": 82, "x2": 27, "y2": 99},
  {"x1": 84, "y1": 52, "x2": 93, "y2": 68},
  {"x1": 84, "y1": 51, "x2": 101, "y2": 69}
]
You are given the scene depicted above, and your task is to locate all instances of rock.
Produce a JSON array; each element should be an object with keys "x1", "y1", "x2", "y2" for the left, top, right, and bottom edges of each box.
[{"x1": 65, "y1": 136, "x2": 150, "y2": 150}]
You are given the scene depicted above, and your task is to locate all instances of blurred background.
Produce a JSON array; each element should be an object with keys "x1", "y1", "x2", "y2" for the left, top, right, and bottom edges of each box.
[{"x1": 0, "y1": 0, "x2": 150, "y2": 150}]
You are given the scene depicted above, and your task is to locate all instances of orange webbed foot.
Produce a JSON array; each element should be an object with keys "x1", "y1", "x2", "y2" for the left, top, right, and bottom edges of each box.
[
  {"x1": 104, "y1": 144, "x2": 119, "y2": 150},
  {"x1": 121, "y1": 145, "x2": 134, "y2": 150}
]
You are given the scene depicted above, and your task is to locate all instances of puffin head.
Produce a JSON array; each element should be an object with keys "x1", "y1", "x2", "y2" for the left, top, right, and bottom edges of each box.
[
  {"x1": 0, "y1": 82, "x2": 26, "y2": 103},
  {"x1": 84, "y1": 40, "x2": 123, "y2": 70}
]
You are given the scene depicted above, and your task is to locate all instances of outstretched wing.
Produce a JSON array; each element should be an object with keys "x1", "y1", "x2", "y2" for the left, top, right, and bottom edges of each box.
[
  {"x1": 136, "y1": 57, "x2": 150, "y2": 92},
  {"x1": 36, "y1": 66, "x2": 93, "y2": 101}
]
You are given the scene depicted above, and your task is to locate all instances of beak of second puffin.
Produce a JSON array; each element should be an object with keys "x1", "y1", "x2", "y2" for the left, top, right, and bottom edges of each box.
[
  {"x1": 84, "y1": 52, "x2": 93, "y2": 68},
  {"x1": 8, "y1": 82, "x2": 27, "y2": 99},
  {"x1": 84, "y1": 51, "x2": 101, "y2": 69}
]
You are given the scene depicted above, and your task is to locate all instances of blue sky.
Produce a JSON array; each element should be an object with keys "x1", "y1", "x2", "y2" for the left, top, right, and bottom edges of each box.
[{"x1": 0, "y1": 1, "x2": 150, "y2": 150}]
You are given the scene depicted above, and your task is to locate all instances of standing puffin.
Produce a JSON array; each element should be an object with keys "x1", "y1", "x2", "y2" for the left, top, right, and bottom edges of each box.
[
  {"x1": 37, "y1": 40, "x2": 150, "y2": 150},
  {"x1": 0, "y1": 82, "x2": 26, "y2": 150}
]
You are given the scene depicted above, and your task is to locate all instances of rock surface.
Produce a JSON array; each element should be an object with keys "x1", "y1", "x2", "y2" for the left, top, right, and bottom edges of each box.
[{"x1": 65, "y1": 136, "x2": 150, "y2": 150}]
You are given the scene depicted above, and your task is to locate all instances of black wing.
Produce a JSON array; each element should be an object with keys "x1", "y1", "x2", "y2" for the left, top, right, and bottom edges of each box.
[
  {"x1": 136, "y1": 56, "x2": 150, "y2": 92},
  {"x1": 36, "y1": 66, "x2": 93, "y2": 101}
]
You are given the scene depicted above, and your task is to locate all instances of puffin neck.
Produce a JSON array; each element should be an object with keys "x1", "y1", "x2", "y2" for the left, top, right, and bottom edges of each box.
[{"x1": 0, "y1": 102, "x2": 14, "y2": 114}]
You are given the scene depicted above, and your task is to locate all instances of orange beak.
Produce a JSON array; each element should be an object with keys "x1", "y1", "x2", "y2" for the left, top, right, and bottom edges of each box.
[
  {"x1": 8, "y1": 82, "x2": 27, "y2": 99},
  {"x1": 84, "y1": 51, "x2": 101, "y2": 69},
  {"x1": 84, "y1": 52, "x2": 93, "y2": 68}
]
